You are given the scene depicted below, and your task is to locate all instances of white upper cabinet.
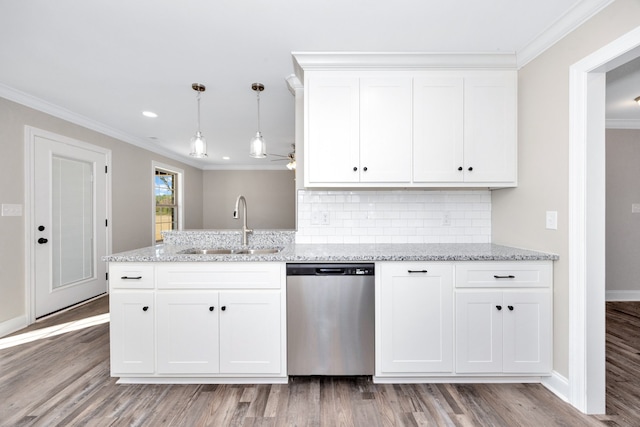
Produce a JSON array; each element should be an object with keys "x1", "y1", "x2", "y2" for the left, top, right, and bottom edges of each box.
[
  {"x1": 296, "y1": 53, "x2": 518, "y2": 188},
  {"x1": 306, "y1": 76, "x2": 360, "y2": 184},
  {"x1": 359, "y1": 77, "x2": 412, "y2": 183},
  {"x1": 462, "y1": 72, "x2": 517, "y2": 184},
  {"x1": 306, "y1": 75, "x2": 412, "y2": 185},
  {"x1": 413, "y1": 75, "x2": 464, "y2": 182}
]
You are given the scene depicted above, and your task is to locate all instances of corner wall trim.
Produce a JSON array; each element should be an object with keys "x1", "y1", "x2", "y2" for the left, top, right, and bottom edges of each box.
[
  {"x1": 0, "y1": 315, "x2": 27, "y2": 339},
  {"x1": 542, "y1": 371, "x2": 570, "y2": 403}
]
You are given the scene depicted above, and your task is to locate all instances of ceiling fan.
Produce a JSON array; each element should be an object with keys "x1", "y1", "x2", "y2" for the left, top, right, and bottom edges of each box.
[{"x1": 269, "y1": 144, "x2": 296, "y2": 170}]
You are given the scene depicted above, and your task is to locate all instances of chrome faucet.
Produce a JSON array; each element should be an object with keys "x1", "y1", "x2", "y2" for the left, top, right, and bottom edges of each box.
[{"x1": 233, "y1": 195, "x2": 253, "y2": 246}]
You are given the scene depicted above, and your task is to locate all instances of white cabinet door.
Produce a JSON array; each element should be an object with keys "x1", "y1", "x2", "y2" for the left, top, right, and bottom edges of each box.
[
  {"x1": 456, "y1": 289, "x2": 551, "y2": 374},
  {"x1": 156, "y1": 291, "x2": 219, "y2": 374},
  {"x1": 378, "y1": 263, "x2": 454, "y2": 373},
  {"x1": 359, "y1": 77, "x2": 412, "y2": 183},
  {"x1": 502, "y1": 290, "x2": 552, "y2": 373},
  {"x1": 413, "y1": 75, "x2": 464, "y2": 183},
  {"x1": 306, "y1": 76, "x2": 360, "y2": 184},
  {"x1": 110, "y1": 291, "x2": 155, "y2": 374},
  {"x1": 455, "y1": 290, "x2": 503, "y2": 373},
  {"x1": 219, "y1": 291, "x2": 282, "y2": 374},
  {"x1": 463, "y1": 72, "x2": 517, "y2": 183}
]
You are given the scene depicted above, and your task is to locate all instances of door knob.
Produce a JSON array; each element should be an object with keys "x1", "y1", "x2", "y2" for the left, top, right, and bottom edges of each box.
[{"x1": 38, "y1": 238, "x2": 48, "y2": 244}]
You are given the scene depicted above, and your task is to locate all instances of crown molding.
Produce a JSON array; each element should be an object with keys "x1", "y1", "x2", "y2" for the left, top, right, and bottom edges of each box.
[
  {"x1": 0, "y1": 83, "x2": 205, "y2": 169},
  {"x1": 605, "y1": 118, "x2": 640, "y2": 129},
  {"x1": 292, "y1": 52, "x2": 518, "y2": 80},
  {"x1": 517, "y1": 0, "x2": 615, "y2": 68}
]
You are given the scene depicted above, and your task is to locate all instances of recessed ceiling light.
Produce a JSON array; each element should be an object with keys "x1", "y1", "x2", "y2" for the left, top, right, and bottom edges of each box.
[
  {"x1": 142, "y1": 111, "x2": 158, "y2": 118},
  {"x1": 222, "y1": 156, "x2": 230, "y2": 160}
]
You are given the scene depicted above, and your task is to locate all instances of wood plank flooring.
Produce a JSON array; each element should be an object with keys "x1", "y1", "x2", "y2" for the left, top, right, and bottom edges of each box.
[{"x1": 0, "y1": 296, "x2": 637, "y2": 426}]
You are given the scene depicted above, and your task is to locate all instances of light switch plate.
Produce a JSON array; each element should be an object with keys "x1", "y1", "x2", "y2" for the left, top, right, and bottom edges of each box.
[
  {"x1": 1, "y1": 204, "x2": 23, "y2": 217},
  {"x1": 546, "y1": 211, "x2": 558, "y2": 230},
  {"x1": 632, "y1": 203, "x2": 640, "y2": 214}
]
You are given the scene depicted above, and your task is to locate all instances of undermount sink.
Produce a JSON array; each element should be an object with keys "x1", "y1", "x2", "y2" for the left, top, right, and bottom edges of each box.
[{"x1": 180, "y1": 247, "x2": 282, "y2": 255}]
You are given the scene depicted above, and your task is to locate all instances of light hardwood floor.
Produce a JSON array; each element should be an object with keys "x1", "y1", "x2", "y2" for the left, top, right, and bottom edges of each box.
[{"x1": 0, "y1": 296, "x2": 637, "y2": 426}]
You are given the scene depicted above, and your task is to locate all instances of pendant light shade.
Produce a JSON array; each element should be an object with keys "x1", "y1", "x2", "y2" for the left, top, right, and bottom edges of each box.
[
  {"x1": 189, "y1": 83, "x2": 208, "y2": 158},
  {"x1": 249, "y1": 83, "x2": 267, "y2": 158}
]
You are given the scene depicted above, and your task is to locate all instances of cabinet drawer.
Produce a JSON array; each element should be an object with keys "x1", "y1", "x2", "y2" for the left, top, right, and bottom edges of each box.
[
  {"x1": 109, "y1": 263, "x2": 155, "y2": 289},
  {"x1": 455, "y1": 262, "x2": 552, "y2": 288},
  {"x1": 156, "y1": 262, "x2": 284, "y2": 290}
]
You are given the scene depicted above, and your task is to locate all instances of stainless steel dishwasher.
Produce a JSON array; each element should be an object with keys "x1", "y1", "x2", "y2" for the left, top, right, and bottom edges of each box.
[{"x1": 286, "y1": 263, "x2": 375, "y2": 376}]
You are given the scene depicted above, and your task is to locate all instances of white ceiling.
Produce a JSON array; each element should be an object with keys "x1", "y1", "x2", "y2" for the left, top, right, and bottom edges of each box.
[{"x1": 0, "y1": 0, "x2": 628, "y2": 170}]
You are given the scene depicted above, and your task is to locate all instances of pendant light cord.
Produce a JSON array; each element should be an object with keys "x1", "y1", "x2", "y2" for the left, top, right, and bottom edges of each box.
[
  {"x1": 196, "y1": 91, "x2": 202, "y2": 133},
  {"x1": 256, "y1": 90, "x2": 261, "y2": 133}
]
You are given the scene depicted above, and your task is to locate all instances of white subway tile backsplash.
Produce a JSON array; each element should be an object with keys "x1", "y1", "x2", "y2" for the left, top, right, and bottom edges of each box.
[{"x1": 296, "y1": 189, "x2": 491, "y2": 244}]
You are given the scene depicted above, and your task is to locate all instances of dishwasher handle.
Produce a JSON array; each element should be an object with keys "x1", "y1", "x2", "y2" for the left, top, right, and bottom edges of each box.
[{"x1": 316, "y1": 267, "x2": 347, "y2": 275}]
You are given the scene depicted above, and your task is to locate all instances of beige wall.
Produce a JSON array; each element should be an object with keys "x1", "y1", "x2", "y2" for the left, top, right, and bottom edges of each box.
[
  {"x1": 0, "y1": 97, "x2": 203, "y2": 325},
  {"x1": 202, "y1": 170, "x2": 296, "y2": 230},
  {"x1": 492, "y1": 0, "x2": 640, "y2": 377},
  {"x1": 606, "y1": 129, "x2": 640, "y2": 294}
]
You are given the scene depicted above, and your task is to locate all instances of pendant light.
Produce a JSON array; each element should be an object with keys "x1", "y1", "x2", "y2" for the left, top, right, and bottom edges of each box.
[
  {"x1": 249, "y1": 82, "x2": 267, "y2": 158},
  {"x1": 189, "y1": 83, "x2": 207, "y2": 158}
]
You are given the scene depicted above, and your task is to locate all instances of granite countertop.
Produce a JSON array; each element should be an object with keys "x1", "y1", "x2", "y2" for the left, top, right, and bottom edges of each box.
[{"x1": 103, "y1": 243, "x2": 558, "y2": 263}]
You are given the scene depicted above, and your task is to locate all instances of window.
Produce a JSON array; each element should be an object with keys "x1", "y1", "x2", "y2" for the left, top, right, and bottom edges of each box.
[{"x1": 153, "y1": 163, "x2": 183, "y2": 243}]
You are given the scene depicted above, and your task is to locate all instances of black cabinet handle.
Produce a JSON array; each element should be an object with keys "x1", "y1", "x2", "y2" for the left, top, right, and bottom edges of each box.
[
  {"x1": 468, "y1": 167, "x2": 473, "y2": 171},
  {"x1": 508, "y1": 305, "x2": 514, "y2": 311},
  {"x1": 142, "y1": 306, "x2": 149, "y2": 312},
  {"x1": 496, "y1": 305, "x2": 502, "y2": 311},
  {"x1": 38, "y1": 225, "x2": 45, "y2": 231},
  {"x1": 38, "y1": 238, "x2": 48, "y2": 244},
  {"x1": 209, "y1": 306, "x2": 215, "y2": 312},
  {"x1": 353, "y1": 166, "x2": 358, "y2": 171},
  {"x1": 121, "y1": 276, "x2": 142, "y2": 280},
  {"x1": 407, "y1": 270, "x2": 428, "y2": 273},
  {"x1": 221, "y1": 306, "x2": 226, "y2": 311},
  {"x1": 363, "y1": 166, "x2": 368, "y2": 172},
  {"x1": 458, "y1": 166, "x2": 463, "y2": 171},
  {"x1": 494, "y1": 275, "x2": 515, "y2": 279}
]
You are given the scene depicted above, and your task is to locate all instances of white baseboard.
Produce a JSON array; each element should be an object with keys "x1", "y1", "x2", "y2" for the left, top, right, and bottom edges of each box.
[
  {"x1": 606, "y1": 290, "x2": 640, "y2": 301},
  {"x1": 0, "y1": 315, "x2": 28, "y2": 338},
  {"x1": 542, "y1": 371, "x2": 570, "y2": 403}
]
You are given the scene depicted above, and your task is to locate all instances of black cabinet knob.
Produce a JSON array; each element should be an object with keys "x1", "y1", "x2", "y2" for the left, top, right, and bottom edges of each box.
[
  {"x1": 468, "y1": 167, "x2": 473, "y2": 171},
  {"x1": 353, "y1": 167, "x2": 358, "y2": 172},
  {"x1": 508, "y1": 305, "x2": 514, "y2": 311},
  {"x1": 38, "y1": 238, "x2": 48, "y2": 244},
  {"x1": 363, "y1": 166, "x2": 368, "y2": 172},
  {"x1": 221, "y1": 306, "x2": 226, "y2": 311},
  {"x1": 142, "y1": 306, "x2": 149, "y2": 312},
  {"x1": 496, "y1": 305, "x2": 502, "y2": 311},
  {"x1": 38, "y1": 225, "x2": 45, "y2": 231},
  {"x1": 209, "y1": 306, "x2": 214, "y2": 312},
  {"x1": 458, "y1": 167, "x2": 463, "y2": 171}
]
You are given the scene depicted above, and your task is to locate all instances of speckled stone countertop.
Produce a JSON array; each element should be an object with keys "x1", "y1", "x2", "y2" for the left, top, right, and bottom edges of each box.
[{"x1": 103, "y1": 241, "x2": 558, "y2": 263}]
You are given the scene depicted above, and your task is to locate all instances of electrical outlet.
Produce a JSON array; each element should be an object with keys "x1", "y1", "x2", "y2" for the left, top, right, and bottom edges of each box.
[
  {"x1": 632, "y1": 203, "x2": 640, "y2": 214},
  {"x1": 1, "y1": 204, "x2": 22, "y2": 217},
  {"x1": 441, "y1": 211, "x2": 451, "y2": 227},
  {"x1": 311, "y1": 211, "x2": 330, "y2": 225},
  {"x1": 545, "y1": 211, "x2": 558, "y2": 230}
]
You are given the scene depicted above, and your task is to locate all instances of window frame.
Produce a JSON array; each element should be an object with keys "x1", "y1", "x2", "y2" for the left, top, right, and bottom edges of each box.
[{"x1": 152, "y1": 161, "x2": 184, "y2": 243}]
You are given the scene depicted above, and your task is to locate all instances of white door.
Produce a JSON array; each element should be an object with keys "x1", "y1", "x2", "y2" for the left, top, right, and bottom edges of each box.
[
  {"x1": 156, "y1": 291, "x2": 220, "y2": 374},
  {"x1": 219, "y1": 291, "x2": 281, "y2": 374},
  {"x1": 378, "y1": 263, "x2": 454, "y2": 373},
  {"x1": 33, "y1": 133, "x2": 109, "y2": 317},
  {"x1": 359, "y1": 76, "x2": 412, "y2": 183}
]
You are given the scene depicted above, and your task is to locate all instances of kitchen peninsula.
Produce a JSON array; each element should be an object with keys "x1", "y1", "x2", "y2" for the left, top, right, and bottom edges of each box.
[{"x1": 104, "y1": 230, "x2": 557, "y2": 385}]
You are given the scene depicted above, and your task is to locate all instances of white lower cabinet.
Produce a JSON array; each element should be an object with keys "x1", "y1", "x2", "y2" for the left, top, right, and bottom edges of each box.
[
  {"x1": 108, "y1": 262, "x2": 286, "y2": 383},
  {"x1": 219, "y1": 291, "x2": 281, "y2": 374},
  {"x1": 110, "y1": 291, "x2": 155, "y2": 374},
  {"x1": 156, "y1": 291, "x2": 220, "y2": 374},
  {"x1": 377, "y1": 263, "x2": 454, "y2": 375},
  {"x1": 455, "y1": 262, "x2": 552, "y2": 375}
]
